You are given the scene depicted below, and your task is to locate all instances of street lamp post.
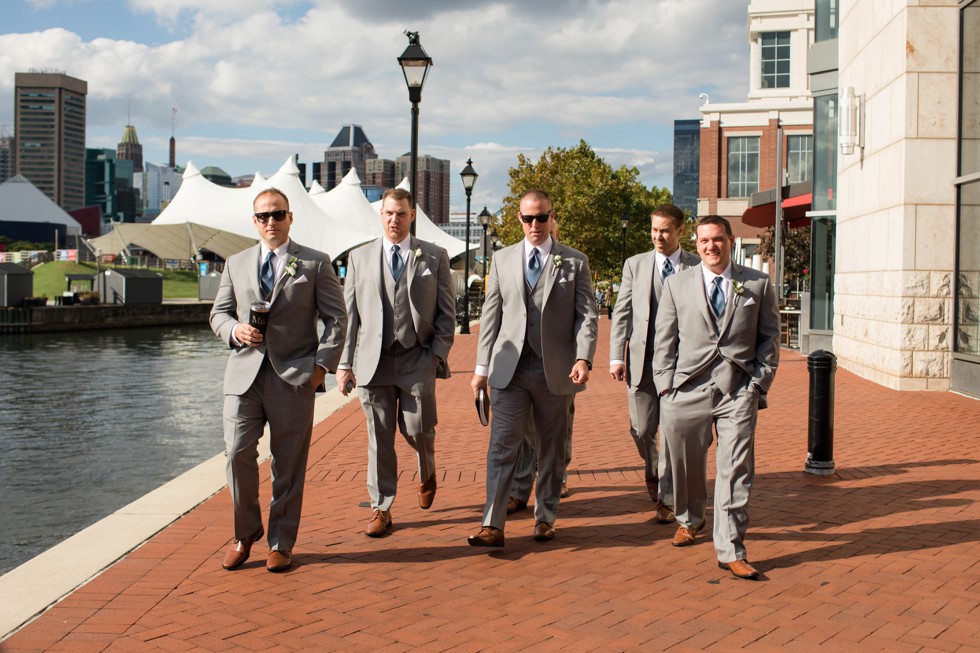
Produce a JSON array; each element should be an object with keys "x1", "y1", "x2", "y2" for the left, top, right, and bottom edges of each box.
[
  {"x1": 620, "y1": 212, "x2": 630, "y2": 270},
  {"x1": 459, "y1": 158, "x2": 478, "y2": 335},
  {"x1": 397, "y1": 30, "x2": 432, "y2": 236},
  {"x1": 478, "y1": 206, "x2": 492, "y2": 303}
]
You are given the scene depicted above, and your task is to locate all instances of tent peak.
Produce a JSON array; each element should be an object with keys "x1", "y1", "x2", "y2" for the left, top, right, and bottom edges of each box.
[
  {"x1": 183, "y1": 161, "x2": 201, "y2": 179},
  {"x1": 277, "y1": 156, "x2": 300, "y2": 177},
  {"x1": 309, "y1": 179, "x2": 326, "y2": 196},
  {"x1": 341, "y1": 168, "x2": 362, "y2": 186},
  {"x1": 396, "y1": 176, "x2": 410, "y2": 190}
]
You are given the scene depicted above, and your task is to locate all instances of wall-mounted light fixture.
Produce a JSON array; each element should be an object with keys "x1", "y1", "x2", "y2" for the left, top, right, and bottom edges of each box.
[{"x1": 839, "y1": 86, "x2": 864, "y2": 155}]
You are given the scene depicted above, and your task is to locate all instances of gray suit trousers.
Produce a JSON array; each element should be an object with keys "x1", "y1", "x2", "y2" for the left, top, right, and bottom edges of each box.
[
  {"x1": 627, "y1": 376, "x2": 673, "y2": 505},
  {"x1": 358, "y1": 345, "x2": 438, "y2": 511},
  {"x1": 661, "y1": 379, "x2": 759, "y2": 563},
  {"x1": 511, "y1": 404, "x2": 574, "y2": 502},
  {"x1": 483, "y1": 352, "x2": 572, "y2": 529},
  {"x1": 223, "y1": 359, "x2": 315, "y2": 552}
]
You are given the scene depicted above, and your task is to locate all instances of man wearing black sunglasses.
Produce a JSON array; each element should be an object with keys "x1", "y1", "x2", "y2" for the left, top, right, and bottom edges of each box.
[
  {"x1": 210, "y1": 187, "x2": 347, "y2": 573},
  {"x1": 468, "y1": 189, "x2": 597, "y2": 547}
]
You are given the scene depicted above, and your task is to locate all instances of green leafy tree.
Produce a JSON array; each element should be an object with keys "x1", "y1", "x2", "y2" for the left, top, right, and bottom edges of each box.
[
  {"x1": 758, "y1": 224, "x2": 811, "y2": 291},
  {"x1": 497, "y1": 140, "x2": 672, "y2": 281}
]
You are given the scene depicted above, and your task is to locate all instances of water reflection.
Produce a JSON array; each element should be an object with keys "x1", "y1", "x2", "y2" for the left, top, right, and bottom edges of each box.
[{"x1": 0, "y1": 325, "x2": 334, "y2": 575}]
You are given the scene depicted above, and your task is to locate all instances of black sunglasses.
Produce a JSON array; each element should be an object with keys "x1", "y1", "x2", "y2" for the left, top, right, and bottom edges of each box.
[
  {"x1": 254, "y1": 210, "x2": 290, "y2": 223},
  {"x1": 519, "y1": 212, "x2": 551, "y2": 224}
]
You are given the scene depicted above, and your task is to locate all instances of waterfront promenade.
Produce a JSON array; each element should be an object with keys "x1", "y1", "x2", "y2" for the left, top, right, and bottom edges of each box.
[{"x1": 3, "y1": 318, "x2": 980, "y2": 651}]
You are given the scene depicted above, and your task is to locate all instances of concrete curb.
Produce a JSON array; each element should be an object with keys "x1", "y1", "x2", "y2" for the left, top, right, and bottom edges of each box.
[{"x1": 0, "y1": 387, "x2": 355, "y2": 640}]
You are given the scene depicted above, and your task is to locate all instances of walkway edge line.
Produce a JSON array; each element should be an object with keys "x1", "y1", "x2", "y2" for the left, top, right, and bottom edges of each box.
[{"x1": 0, "y1": 387, "x2": 355, "y2": 641}]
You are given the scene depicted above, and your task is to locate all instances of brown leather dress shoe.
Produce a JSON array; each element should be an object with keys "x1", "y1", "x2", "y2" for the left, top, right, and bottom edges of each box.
[
  {"x1": 654, "y1": 501, "x2": 676, "y2": 524},
  {"x1": 418, "y1": 475, "x2": 437, "y2": 510},
  {"x1": 366, "y1": 509, "x2": 392, "y2": 537},
  {"x1": 560, "y1": 482, "x2": 570, "y2": 498},
  {"x1": 645, "y1": 476, "x2": 659, "y2": 502},
  {"x1": 672, "y1": 520, "x2": 705, "y2": 547},
  {"x1": 506, "y1": 497, "x2": 528, "y2": 514},
  {"x1": 719, "y1": 559, "x2": 760, "y2": 580},
  {"x1": 467, "y1": 526, "x2": 505, "y2": 547},
  {"x1": 221, "y1": 527, "x2": 264, "y2": 570},
  {"x1": 533, "y1": 521, "x2": 556, "y2": 541},
  {"x1": 267, "y1": 549, "x2": 292, "y2": 573}
]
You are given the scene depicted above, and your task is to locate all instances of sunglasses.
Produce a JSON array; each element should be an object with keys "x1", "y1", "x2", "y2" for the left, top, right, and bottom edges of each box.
[
  {"x1": 254, "y1": 210, "x2": 290, "y2": 223},
  {"x1": 519, "y1": 212, "x2": 551, "y2": 224}
]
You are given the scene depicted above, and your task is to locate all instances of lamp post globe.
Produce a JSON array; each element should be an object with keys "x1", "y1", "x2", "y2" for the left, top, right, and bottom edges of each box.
[
  {"x1": 459, "y1": 158, "x2": 478, "y2": 334},
  {"x1": 398, "y1": 30, "x2": 432, "y2": 235}
]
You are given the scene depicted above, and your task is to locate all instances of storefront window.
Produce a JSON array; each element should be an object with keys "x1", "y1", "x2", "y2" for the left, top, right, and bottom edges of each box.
[
  {"x1": 812, "y1": 94, "x2": 838, "y2": 212},
  {"x1": 810, "y1": 218, "x2": 835, "y2": 331}
]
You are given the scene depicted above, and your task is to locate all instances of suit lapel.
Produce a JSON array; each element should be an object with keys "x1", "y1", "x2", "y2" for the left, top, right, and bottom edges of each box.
[
  {"x1": 371, "y1": 239, "x2": 385, "y2": 298},
  {"x1": 542, "y1": 242, "x2": 560, "y2": 302},
  {"x1": 268, "y1": 241, "x2": 299, "y2": 305},
  {"x1": 718, "y1": 263, "x2": 745, "y2": 338},
  {"x1": 511, "y1": 244, "x2": 527, "y2": 305},
  {"x1": 406, "y1": 236, "x2": 418, "y2": 285},
  {"x1": 693, "y1": 263, "x2": 718, "y2": 334},
  {"x1": 247, "y1": 245, "x2": 262, "y2": 300}
]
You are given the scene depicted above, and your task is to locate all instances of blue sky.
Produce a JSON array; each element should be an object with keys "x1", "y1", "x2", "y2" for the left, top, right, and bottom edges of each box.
[{"x1": 1, "y1": 0, "x2": 751, "y2": 213}]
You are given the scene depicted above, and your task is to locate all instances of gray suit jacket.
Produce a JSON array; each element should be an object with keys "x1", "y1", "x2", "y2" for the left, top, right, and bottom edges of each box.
[
  {"x1": 210, "y1": 240, "x2": 347, "y2": 395},
  {"x1": 341, "y1": 236, "x2": 456, "y2": 384},
  {"x1": 653, "y1": 262, "x2": 779, "y2": 398},
  {"x1": 610, "y1": 248, "x2": 700, "y2": 388},
  {"x1": 477, "y1": 240, "x2": 598, "y2": 395}
]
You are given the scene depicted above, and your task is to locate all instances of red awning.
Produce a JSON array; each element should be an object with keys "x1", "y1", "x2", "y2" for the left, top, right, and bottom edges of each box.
[{"x1": 741, "y1": 192, "x2": 812, "y2": 229}]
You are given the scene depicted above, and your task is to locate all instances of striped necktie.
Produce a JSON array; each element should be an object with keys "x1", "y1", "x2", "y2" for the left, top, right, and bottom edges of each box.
[
  {"x1": 710, "y1": 276, "x2": 725, "y2": 317},
  {"x1": 527, "y1": 248, "x2": 541, "y2": 287},
  {"x1": 260, "y1": 251, "x2": 275, "y2": 298},
  {"x1": 662, "y1": 258, "x2": 674, "y2": 281}
]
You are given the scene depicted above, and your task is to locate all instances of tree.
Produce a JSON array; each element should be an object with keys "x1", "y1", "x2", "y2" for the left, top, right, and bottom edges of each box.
[
  {"x1": 497, "y1": 141, "x2": 672, "y2": 282},
  {"x1": 758, "y1": 224, "x2": 811, "y2": 292}
]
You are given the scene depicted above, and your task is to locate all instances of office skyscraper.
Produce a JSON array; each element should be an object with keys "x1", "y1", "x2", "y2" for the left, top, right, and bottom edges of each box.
[
  {"x1": 117, "y1": 124, "x2": 143, "y2": 173},
  {"x1": 323, "y1": 124, "x2": 377, "y2": 190},
  {"x1": 395, "y1": 153, "x2": 450, "y2": 224},
  {"x1": 13, "y1": 72, "x2": 88, "y2": 211},
  {"x1": 672, "y1": 119, "x2": 701, "y2": 217}
]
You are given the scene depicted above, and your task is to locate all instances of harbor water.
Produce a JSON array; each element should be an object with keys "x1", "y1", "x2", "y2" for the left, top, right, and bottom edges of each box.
[{"x1": 0, "y1": 325, "x2": 334, "y2": 575}]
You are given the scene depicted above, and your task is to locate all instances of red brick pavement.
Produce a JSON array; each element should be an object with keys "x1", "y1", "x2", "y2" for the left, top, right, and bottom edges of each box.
[{"x1": 5, "y1": 318, "x2": 980, "y2": 652}]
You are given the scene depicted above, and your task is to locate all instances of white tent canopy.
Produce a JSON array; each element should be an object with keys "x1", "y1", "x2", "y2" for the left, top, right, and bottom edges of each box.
[
  {"x1": 143, "y1": 157, "x2": 373, "y2": 260},
  {"x1": 0, "y1": 175, "x2": 83, "y2": 236},
  {"x1": 88, "y1": 222, "x2": 257, "y2": 261}
]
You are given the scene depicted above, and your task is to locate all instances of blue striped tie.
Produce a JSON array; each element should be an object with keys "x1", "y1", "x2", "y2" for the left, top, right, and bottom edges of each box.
[
  {"x1": 527, "y1": 248, "x2": 541, "y2": 287},
  {"x1": 710, "y1": 276, "x2": 725, "y2": 317},
  {"x1": 260, "y1": 251, "x2": 275, "y2": 298}
]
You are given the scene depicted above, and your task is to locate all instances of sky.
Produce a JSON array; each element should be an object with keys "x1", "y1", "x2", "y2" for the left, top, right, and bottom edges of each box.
[{"x1": 0, "y1": 0, "x2": 751, "y2": 215}]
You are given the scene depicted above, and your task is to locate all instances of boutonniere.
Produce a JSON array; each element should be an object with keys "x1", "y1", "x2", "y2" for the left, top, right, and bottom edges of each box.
[
  {"x1": 553, "y1": 255, "x2": 564, "y2": 269},
  {"x1": 285, "y1": 256, "x2": 298, "y2": 277},
  {"x1": 414, "y1": 248, "x2": 422, "y2": 259},
  {"x1": 732, "y1": 280, "x2": 745, "y2": 295}
]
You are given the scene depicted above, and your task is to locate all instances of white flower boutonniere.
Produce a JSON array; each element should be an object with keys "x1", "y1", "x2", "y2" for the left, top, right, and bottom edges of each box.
[
  {"x1": 285, "y1": 256, "x2": 298, "y2": 277},
  {"x1": 414, "y1": 247, "x2": 423, "y2": 259},
  {"x1": 553, "y1": 255, "x2": 564, "y2": 269},
  {"x1": 732, "y1": 280, "x2": 745, "y2": 296}
]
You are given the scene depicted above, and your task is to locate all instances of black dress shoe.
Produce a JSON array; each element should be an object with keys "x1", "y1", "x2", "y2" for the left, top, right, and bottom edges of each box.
[
  {"x1": 467, "y1": 527, "x2": 504, "y2": 547},
  {"x1": 533, "y1": 521, "x2": 556, "y2": 541}
]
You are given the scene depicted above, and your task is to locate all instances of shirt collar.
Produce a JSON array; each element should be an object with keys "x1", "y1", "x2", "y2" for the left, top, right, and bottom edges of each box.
[
  {"x1": 261, "y1": 239, "x2": 290, "y2": 259},
  {"x1": 383, "y1": 235, "x2": 411, "y2": 252},
  {"x1": 524, "y1": 236, "x2": 553, "y2": 257},
  {"x1": 701, "y1": 262, "x2": 733, "y2": 286},
  {"x1": 656, "y1": 247, "x2": 682, "y2": 268}
]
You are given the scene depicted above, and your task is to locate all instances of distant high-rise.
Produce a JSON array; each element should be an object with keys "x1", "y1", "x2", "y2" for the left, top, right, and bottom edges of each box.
[
  {"x1": 117, "y1": 124, "x2": 143, "y2": 173},
  {"x1": 672, "y1": 119, "x2": 701, "y2": 218},
  {"x1": 13, "y1": 71, "x2": 88, "y2": 211},
  {"x1": 323, "y1": 124, "x2": 377, "y2": 191},
  {"x1": 0, "y1": 129, "x2": 13, "y2": 184},
  {"x1": 395, "y1": 153, "x2": 450, "y2": 224}
]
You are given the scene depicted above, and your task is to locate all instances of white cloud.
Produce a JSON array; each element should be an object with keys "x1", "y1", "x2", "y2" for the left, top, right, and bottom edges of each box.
[{"x1": 1, "y1": 0, "x2": 751, "y2": 212}]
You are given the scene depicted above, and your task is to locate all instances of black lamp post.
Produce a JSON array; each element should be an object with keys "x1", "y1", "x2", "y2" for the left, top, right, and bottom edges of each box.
[
  {"x1": 459, "y1": 158, "x2": 478, "y2": 334},
  {"x1": 478, "y1": 206, "x2": 492, "y2": 303},
  {"x1": 620, "y1": 212, "x2": 630, "y2": 270},
  {"x1": 397, "y1": 31, "x2": 432, "y2": 236}
]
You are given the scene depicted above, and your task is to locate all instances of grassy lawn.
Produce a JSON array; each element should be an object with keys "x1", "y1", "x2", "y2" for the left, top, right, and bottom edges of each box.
[{"x1": 30, "y1": 261, "x2": 201, "y2": 300}]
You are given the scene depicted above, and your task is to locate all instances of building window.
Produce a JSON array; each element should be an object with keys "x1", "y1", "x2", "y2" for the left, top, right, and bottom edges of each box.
[
  {"x1": 812, "y1": 94, "x2": 838, "y2": 212},
  {"x1": 727, "y1": 136, "x2": 759, "y2": 198},
  {"x1": 761, "y1": 32, "x2": 791, "y2": 89},
  {"x1": 815, "y1": 0, "x2": 839, "y2": 42},
  {"x1": 787, "y1": 135, "x2": 813, "y2": 183}
]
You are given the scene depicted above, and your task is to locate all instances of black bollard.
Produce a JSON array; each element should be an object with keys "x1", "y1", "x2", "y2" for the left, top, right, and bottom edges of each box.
[{"x1": 805, "y1": 350, "x2": 837, "y2": 475}]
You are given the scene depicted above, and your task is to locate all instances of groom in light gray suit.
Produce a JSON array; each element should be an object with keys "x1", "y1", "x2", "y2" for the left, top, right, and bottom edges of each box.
[
  {"x1": 610, "y1": 204, "x2": 699, "y2": 524},
  {"x1": 469, "y1": 189, "x2": 597, "y2": 547},
  {"x1": 211, "y1": 188, "x2": 347, "y2": 573},
  {"x1": 654, "y1": 215, "x2": 779, "y2": 580},
  {"x1": 337, "y1": 188, "x2": 455, "y2": 539}
]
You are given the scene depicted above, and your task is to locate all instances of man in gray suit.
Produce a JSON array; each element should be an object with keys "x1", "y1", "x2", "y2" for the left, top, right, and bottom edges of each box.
[
  {"x1": 654, "y1": 215, "x2": 779, "y2": 580},
  {"x1": 468, "y1": 189, "x2": 598, "y2": 547},
  {"x1": 211, "y1": 188, "x2": 347, "y2": 573},
  {"x1": 609, "y1": 204, "x2": 699, "y2": 524},
  {"x1": 337, "y1": 188, "x2": 455, "y2": 538}
]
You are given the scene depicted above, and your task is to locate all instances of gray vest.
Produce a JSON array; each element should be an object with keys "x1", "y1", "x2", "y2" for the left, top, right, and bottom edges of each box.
[
  {"x1": 524, "y1": 274, "x2": 545, "y2": 358},
  {"x1": 381, "y1": 257, "x2": 418, "y2": 350}
]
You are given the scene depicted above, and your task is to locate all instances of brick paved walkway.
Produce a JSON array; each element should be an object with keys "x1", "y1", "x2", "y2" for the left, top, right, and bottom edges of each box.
[{"x1": 5, "y1": 318, "x2": 980, "y2": 652}]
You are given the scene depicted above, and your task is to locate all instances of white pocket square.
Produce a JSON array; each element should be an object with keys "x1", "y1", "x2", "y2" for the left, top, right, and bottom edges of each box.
[
  {"x1": 292, "y1": 274, "x2": 308, "y2": 285},
  {"x1": 559, "y1": 277, "x2": 569, "y2": 284},
  {"x1": 421, "y1": 268, "x2": 433, "y2": 277},
  {"x1": 743, "y1": 296, "x2": 755, "y2": 306}
]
